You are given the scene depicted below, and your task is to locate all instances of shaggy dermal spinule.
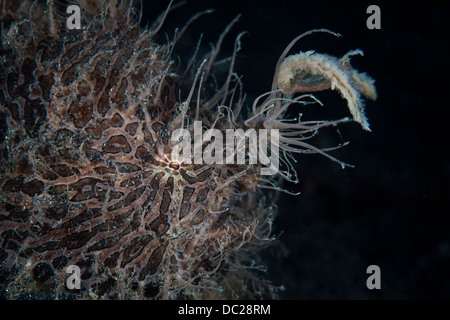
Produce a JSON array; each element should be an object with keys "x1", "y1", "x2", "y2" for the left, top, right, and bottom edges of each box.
[{"x1": 0, "y1": 0, "x2": 376, "y2": 299}]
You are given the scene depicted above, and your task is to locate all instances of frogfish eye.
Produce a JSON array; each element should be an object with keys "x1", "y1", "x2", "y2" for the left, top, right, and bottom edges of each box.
[{"x1": 168, "y1": 161, "x2": 180, "y2": 170}]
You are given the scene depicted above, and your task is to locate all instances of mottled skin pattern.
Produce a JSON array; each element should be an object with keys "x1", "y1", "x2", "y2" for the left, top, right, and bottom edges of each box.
[{"x1": 0, "y1": 1, "x2": 277, "y2": 299}]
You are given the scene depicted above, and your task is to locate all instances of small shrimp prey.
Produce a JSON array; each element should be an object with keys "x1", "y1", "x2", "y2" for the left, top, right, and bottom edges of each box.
[{"x1": 276, "y1": 31, "x2": 377, "y2": 131}]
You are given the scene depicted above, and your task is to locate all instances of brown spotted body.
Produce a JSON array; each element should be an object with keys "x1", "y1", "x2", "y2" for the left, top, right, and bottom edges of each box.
[{"x1": 0, "y1": 1, "x2": 276, "y2": 299}]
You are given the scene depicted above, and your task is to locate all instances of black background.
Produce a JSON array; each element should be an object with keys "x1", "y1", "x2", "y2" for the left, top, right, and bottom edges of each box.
[{"x1": 141, "y1": 0, "x2": 449, "y2": 299}]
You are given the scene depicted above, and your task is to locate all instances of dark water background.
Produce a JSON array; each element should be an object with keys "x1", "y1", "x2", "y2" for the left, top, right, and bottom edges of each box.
[{"x1": 144, "y1": 0, "x2": 448, "y2": 299}]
